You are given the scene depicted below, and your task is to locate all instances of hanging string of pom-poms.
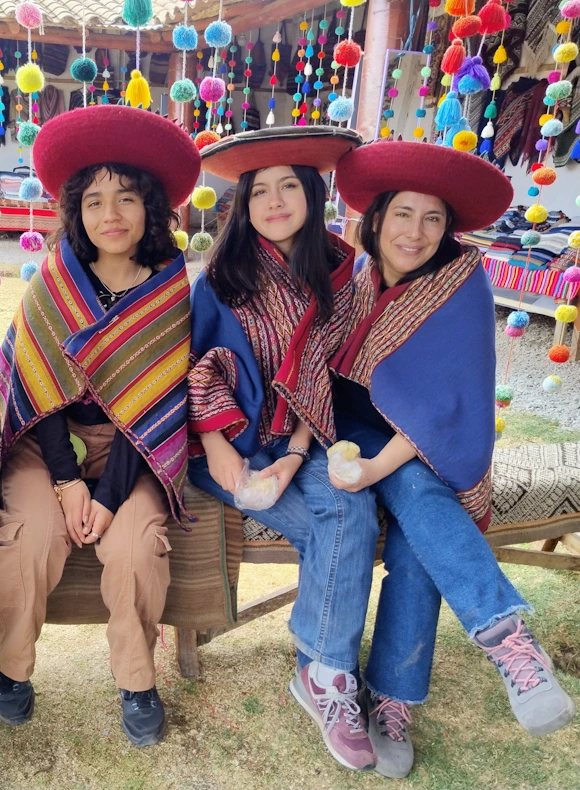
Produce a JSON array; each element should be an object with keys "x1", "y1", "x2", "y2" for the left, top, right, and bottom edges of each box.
[
  {"x1": 122, "y1": 0, "x2": 154, "y2": 109},
  {"x1": 267, "y1": 26, "x2": 281, "y2": 127},
  {"x1": 327, "y1": 0, "x2": 365, "y2": 125},
  {"x1": 311, "y1": 8, "x2": 328, "y2": 124},
  {"x1": 200, "y1": 0, "x2": 231, "y2": 133},
  {"x1": 70, "y1": 0, "x2": 97, "y2": 107},
  {"x1": 171, "y1": 2, "x2": 198, "y2": 124}
]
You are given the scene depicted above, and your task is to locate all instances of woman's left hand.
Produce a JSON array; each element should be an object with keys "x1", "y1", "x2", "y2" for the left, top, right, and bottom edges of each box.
[
  {"x1": 330, "y1": 457, "x2": 382, "y2": 493},
  {"x1": 83, "y1": 500, "x2": 115, "y2": 544},
  {"x1": 259, "y1": 454, "x2": 304, "y2": 500}
]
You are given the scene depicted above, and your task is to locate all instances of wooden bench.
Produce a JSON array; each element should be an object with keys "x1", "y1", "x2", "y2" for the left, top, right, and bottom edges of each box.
[{"x1": 46, "y1": 442, "x2": 580, "y2": 679}]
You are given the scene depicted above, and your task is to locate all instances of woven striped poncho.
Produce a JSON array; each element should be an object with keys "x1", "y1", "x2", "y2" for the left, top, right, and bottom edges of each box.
[{"x1": 0, "y1": 237, "x2": 192, "y2": 520}]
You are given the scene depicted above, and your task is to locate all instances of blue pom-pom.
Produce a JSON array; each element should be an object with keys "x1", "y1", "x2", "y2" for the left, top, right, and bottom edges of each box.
[
  {"x1": 327, "y1": 96, "x2": 354, "y2": 122},
  {"x1": 544, "y1": 96, "x2": 556, "y2": 106},
  {"x1": 20, "y1": 261, "x2": 38, "y2": 282},
  {"x1": 101, "y1": 95, "x2": 110, "y2": 104},
  {"x1": 240, "y1": 120, "x2": 249, "y2": 129},
  {"x1": 295, "y1": 74, "x2": 305, "y2": 84},
  {"x1": 302, "y1": 81, "x2": 311, "y2": 95},
  {"x1": 204, "y1": 20, "x2": 232, "y2": 48},
  {"x1": 328, "y1": 92, "x2": 338, "y2": 101},
  {"x1": 423, "y1": 44, "x2": 434, "y2": 54},
  {"x1": 541, "y1": 119, "x2": 564, "y2": 137},
  {"x1": 458, "y1": 74, "x2": 484, "y2": 95},
  {"x1": 435, "y1": 90, "x2": 461, "y2": 129},
  {"x1": 571, "y1": 137, "x2": 580, "y2": 160},
  {"x1": 444, "y1": 117, "x2": 469, "y2": 147},
  {"x1": 170, "y1": 78, "x2": 196, "y2": 102},
  {"x1": 173, "y1": 24, "x2": 198, "y2": 50},
  {"x1": 268, "y1": 98, "x2": 275, "y2": 109},
  {"x1": 507, "y1": 310, "x2": 530, "y2": 328},
  {"x1": 70, "y1": 57, "x2": 98, "y2": 83},
  {"x1": 306, "y1": 46, "x2": 314, "y2": 58},
  {"x1": 480, "y1": 139, "x2": 492, "y2": 154},
  {"x1": 528, "y1": 186, "x2": 540, "y2": 196},
  {"x1": 19, "y1": 177, "x2": 43, "y2": 201},
  {"x1": 122, "y1": 0, "x2": 153, "y2": 27},
  {"x1": 293, "y1": 92, "x2": 301, "y2": 101},
  {"x1": 521, "y1": 230, "x2": 541, "y2": 247},
  {"x1": 384, "y1": 109, "x2": 394, "y2": 119},
  {"x1": 314, "y1": 80, "x2": 323, "y2": 90},
  {"x1": 416, "y1": 108, "x2": 426, "y2": 118}
]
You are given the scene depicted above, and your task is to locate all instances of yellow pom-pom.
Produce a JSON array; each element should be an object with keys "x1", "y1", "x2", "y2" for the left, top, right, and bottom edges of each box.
[
  {"x1": 102, "y1": 80, "x2": 109, "y2": 91},
  {"x1": 311, "y1": 110, "x2": 321, "y2": 119},
  {"x1": 380, "y1": 126, "x2": 391, "y2": 137},
  {"x1": 555, "y1": 305, "x2": 578, "y2": 323},
  {"x1": 437, "y1": 93, "x2": 447, "y2": 107},
  {"x1": 125, "y1": 69, "x2": 151, "y2": 109},
  {"x1": 16, "y1": 63, "x2": 45, "y2": 94},
  {"x1": 441, "y1": 73, "x2": 452, "y2": 87},
  {"x1": 31, "y1": 50, "x2": 38, "y2": 61},
  {"x1": 539, "y1": 113, "x2": 554, "y2": 126},
  {"x1": 493, "y1": 45, "x2": 507, "y2": 64},
  {"x1": 525, "y1": 204, "x2": 548, "y2": 223},
  {"x1": 0, "y1": 60, "x2": 4, "y2": 70},
  {"x1": 554, "y1": 42, "x2": 579, "y2": 64},
  {"x1": 291, "y1": 108, "x2": 301, "y2": 117},
  {"x1": 340, "y1": 0, "x2": 367, "y2": 6},
  {"x1": 490, "y1": 74, "x2": 501, "y2": 91},
  {"x1": 556, "y1": 20, "x2": 571, "y2": 34},
  {"x1": 272, "y1": 50, "x2": 280, "y2": 62},
  {"x1": 495, "y1": 417, "x2": 506, "y2": 433},
  {"x1": 452, "y1": 130, "x2": 477, "y2": 152},
  {"x1": 568, "y1": 230, "x2": 580, "y2": 249},
  {"x1": 173, "y1": 230, "x2": 189, "y2": 251},
  {"x1": 191, "y1": 186, "x2": 217, "y2": 210},
  {"x1": 193, "y1": 109, "x2": 200, "y2": 117}
]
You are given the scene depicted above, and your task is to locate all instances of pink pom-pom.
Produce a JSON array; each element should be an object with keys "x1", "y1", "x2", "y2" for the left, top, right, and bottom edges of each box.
[
  {"x1": 199, "y1": 77, "x2": 226, "y2": 102},
  {"x1": 388, "y1": 88, "x2": 399, "y2": 98},
  {"x1": 548, "y1": 71, "x2": 561, "y2": 84},
  {"x1": 241, "y1": 101, "x2": 250, "y2": 110},
  {"x1": 505, "y1": 325, "x2": 526, "y2": 338},
  {"x1": 561, "y1": 0, "x2": 580, "y2": 18},
  {"x1": 419, "y1": 86, "x2": 429, "y2": 96},
  {"x1": 298, "y1": 117, "x2": 307, "y2": 126},
  {"x1": 563, "y1": 266, "x2": 580, "y2": 283},
  {"x1": 15, "y1": 1, "x2": 43, "y2": 29},
  {"x1": 19, "y1": 230, "x2": 43, "y2": 252}
]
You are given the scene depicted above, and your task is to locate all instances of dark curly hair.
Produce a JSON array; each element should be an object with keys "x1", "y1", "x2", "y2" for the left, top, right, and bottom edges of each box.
[{"x1": 48, "y1": 162, "x2": 180, "y2": 269}]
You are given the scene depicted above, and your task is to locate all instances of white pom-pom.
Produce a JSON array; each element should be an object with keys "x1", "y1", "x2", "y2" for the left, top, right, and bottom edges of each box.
[
  {"x1": 266, "y1": 110, "x2": 275, "y2": 126},
  {"x1": 481, "y1": 120, "x2": 495, "y2": 138},
  {"x1": 304, "y1": 63, "x2": 313, "y2": 77}
]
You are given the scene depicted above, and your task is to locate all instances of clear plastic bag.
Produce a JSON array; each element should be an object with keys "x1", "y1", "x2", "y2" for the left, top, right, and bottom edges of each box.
[
  {"x1": 327, "y1": 441, "x2": 362, "y2": 486},
  {"x1": 234, "y1": 458, "x2": 279, "y2": 511}
]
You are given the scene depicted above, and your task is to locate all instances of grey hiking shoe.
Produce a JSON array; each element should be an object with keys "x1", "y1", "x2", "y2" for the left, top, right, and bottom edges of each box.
[
  {"x1": 360, "y1": 687, "x2": 414, "y2": 779},
  {"x1": 476, "y1": 615, "x2": 576, "y2": 736}
]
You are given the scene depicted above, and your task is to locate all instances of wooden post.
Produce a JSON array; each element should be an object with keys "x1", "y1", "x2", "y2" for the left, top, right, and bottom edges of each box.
[
  {"x1": 168, "y1": 51, "x2": 195, "y2": 238},
  {"x1": 174, "y1": 627, "x2": 200, "y2": 679},
  {"x1": 344, "y1": 0, "x2": 409, "y2": 247}
]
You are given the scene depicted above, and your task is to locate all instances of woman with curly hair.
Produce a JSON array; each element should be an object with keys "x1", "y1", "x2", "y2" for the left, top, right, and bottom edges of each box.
[{"x1": 0, "y1": 106, "x2": 200, "y2": 747}]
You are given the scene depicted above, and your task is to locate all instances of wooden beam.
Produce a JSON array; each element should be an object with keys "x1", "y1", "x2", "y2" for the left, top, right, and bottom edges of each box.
[
  {"x1": 0, "y1": 22, "x2": 175, "y2": 52},
  {"x1": 230, "y1": 0, "x2": 325, "y2": 34},
  {"x1": 492, "y1": 546, "x2": 580, "y2": 572}
]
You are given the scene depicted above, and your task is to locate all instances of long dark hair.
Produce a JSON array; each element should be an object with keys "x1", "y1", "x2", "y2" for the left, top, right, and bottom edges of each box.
[
  {"x1": 357, "y1": 190, "x2": 462, "y2": 285},
  {"x1": 48, "y1": 162, "x2": 180, "y2": 269},
  {"x1": 206, "y1": 165, "x2": 341, "y2": 323}
]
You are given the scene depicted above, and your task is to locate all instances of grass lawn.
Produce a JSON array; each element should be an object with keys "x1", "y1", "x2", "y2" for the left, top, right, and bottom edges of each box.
[{"x1": 1, "y1": 281, "x2": 580, "y2": 790}]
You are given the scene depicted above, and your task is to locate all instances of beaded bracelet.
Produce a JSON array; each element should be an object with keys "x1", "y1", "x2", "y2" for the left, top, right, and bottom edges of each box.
[{"x1": 285, "y1": 446, "x2": 311, "y2": 462}]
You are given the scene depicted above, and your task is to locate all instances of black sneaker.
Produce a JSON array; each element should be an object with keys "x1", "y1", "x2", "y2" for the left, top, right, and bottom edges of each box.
[
  {"x1": 0, "y1": 671, "x2": 35, "y2": 726},
  {"x1": 120, "y1": 686, "x2": 166, "y2": 747}
]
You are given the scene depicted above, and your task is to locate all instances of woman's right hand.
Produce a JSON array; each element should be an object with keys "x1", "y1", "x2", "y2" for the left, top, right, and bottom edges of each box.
[
  {"x1": 201, "y1": 431, "x2": 245, "y2": 494},
  {"x1": 59, "y1": 480, "x2": 92, "y2": 549}
]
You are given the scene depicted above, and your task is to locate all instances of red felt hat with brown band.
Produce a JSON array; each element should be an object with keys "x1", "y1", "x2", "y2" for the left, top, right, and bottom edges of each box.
[
  {"x1": 34, "y1": 105, "x2": 201, "y2": 208},
  {"x1": 201, "y1": 125, "x2": 362, "y2": 181},
  {"x1": 336, "y1": 140, "x2": 514, "y2": 233}
]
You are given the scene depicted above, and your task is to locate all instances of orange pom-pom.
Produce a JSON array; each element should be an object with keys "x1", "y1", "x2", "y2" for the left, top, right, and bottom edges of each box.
[
  {"x1": 548, "y1": 345, "x2": 570, "y2": 363},
  {"x1": 478, "y1": 0, "x2": 508, "y2": 34},
  {"x1": 532, "y1": 167, "x2": 557, "y2": 186},
  {"x1": 334, "y1": 39, "x2": 362, "y2": 68},
  {"x1": 441, "y1": 39, "x2": 466, "y2": 75},
  {"x1": 452, "y1": 15, "x2": 482, "y2": 37},
  {"x1": 194, "y1": 130, "x2": 221, "y2": 150},
  {"x1": 445, "y1": 0, "x2": 474, "y2": 15}
]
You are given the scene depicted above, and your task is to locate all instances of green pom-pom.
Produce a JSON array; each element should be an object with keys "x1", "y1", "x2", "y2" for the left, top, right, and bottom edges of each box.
[
  {"x1": 545, "y1": 80, "x2": 573, "y2": 100},
  {"x1": 495, "y1": 384, "x2": 513, "y2": 402},
  {"x1": 170, "y1": 79, "x2": 196, "y2": 102},
  {"x1": 484, "y1": 101, "x2": 497, "y2": 119},
  {"x1": 70, "y1": 57, "x2": 98, "y2": 83},
  {"x1": 122, "y1": 0, "x2": 153, "y2": 27},
  {"x1": 190, "y1": 232, "x2": 213, "y2": 252},
  {"x1": 17, "y1": 120, "x2": 40, "y2": 147},
  {"x1": 324, "y1": 201, "x2": 339, "y2": 224}
]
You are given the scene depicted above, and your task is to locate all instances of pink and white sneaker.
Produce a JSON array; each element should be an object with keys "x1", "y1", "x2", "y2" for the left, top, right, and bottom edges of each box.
[{"x1": 289, "y1": 663, "x2": 376, "y2": 771}]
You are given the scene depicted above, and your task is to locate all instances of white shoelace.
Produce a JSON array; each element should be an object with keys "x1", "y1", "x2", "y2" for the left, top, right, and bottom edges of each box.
[{"x1": 315, "y1": 690, "x2": 366, "y2": 735}]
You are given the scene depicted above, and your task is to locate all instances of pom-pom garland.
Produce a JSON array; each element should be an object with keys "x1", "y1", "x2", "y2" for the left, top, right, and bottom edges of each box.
[
  {"x1": 521, "y1": 230, "x2": 542, "y2": 246},
  {"x1": 122, "y1": 0, "x2": 153, "y2": 27},
  {"x1": 495, "y1": 384, "x2": 513, "y2": 407},
  {"x1": 334, "y1": 39, "x2": 362, "y2": 68},
  {"x1": 452, "y1": 129, "x2": 477, "y2": 151},
  {"x1": 548, "y1": 345, "x2": 570, "y2": 363},
  {"x1": 191, "y1": 186, "x2": 217, "y2": 210},
  {"x1": 505, "y1": 325, "x2": 526, "y2": 338},
  {"x1": 525, "y1": 204, "x2": 548, "y2": 223},
  {"x1": 541, "y1": 119, "x2": 564, "y2": 137},
  {"x1": 19, "y1": 230, "x2": 43, "y2": 251},
  {"x1": 532, "y1": 166, "x2": 557, "y2": 185},
  {"x1": 324, "y1": 201, "x2": 339, "y2": 223},
  {"x1": 452, "y1": 15, "x2": 481, "y2": 37},
  {"x1": 563, "y1": 266, "x2": 580, "y2": 282},
  {"x1": 542, "y1": 375, "x2": 562, "y2": 393},
  {"x1": 561, "y1": 0, "x2": 580, "y2": 18},
  {"x1": 554, "y1": 42, "x2": 579, "y2": 63},
  {"x1": 478, "y1": 0, "x2": 508, "y2": 34},
  {"x1": 125, "y1": 69, "x2": 151, "y2": 109},
  {"x1": 199, "y1": 76, "x2": 226, "y2": 102},
  {"x1": 190, "y1": 231, "x2": 213, "y2": 252},
  {"x1": 554, "y1": 305, "x2": 578, "y2": 323},
  {"x1": 507, "y1": 310, "x2": 530, "y2": 328},
  {"x1": 445, "y1": 0, "x2": 475, "y2": 15},
  {"x1": 204, "y1": 20, "x2": 232, "y2": 49},
  {"x1": 173, "y1": 24, "x2": 198, "y2": 51},
  {"x1": 19, "y1": 177, "x2": 43, "y2": 201},
  {"x1": 17, "y1": 120, "x2": 39, "y2": 147},
  {"x1": 194, "y1": 130, "x2": 221, "y2": 150},
  {"x1": 328, "y1": 96, "x2": 354, "y2": 122},
  {"x1": 568, "y1": 230, "x2": 580, "y2": 249},
  {"x1": 20, "y1": 261, "x2": 38, "y2": 281},
  {"x1": 441, "y1": 39, "x2": 466, "y2": 74},
  {"x1": 16, "y1": 62, "x2": 44, "y2": 94},
  {"x1": 70, "y1": 57, "x2": 98, "y2": 83},
  {"x1": 170, "y1": 79, "x2": 196, "y2": 102},
  {"x1": 15, "y1": 2, "x2": 43, "y2": 28},
  {"x1": 545, "y1": 80, "x2": 572, "y2": 100}
]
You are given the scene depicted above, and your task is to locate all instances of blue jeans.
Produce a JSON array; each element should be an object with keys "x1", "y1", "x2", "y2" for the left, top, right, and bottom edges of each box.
[
  {"x1": 336, "y1": 415, "x2": 531, "y2": 704},
  {"x1": 188, "y1": 437, "x2": 379, "y2": 672}
]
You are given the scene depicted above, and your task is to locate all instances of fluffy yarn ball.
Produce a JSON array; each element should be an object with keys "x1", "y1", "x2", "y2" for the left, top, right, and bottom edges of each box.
[
  {"x1": 334, "y1": 39, "x2": 362, "y2": 67},
  {"x1": 204, "y1": 20, "x2": 232, "y2": 49},
  {"x1": 199, "y1": 77, "x2": 226, "y2": 103},
  {"x1": 173, "y1": 24, "x2": 198, "y2": 51},
  {"x1": 507, "y1": 310, "x2": 530, "y2": 328},
  {"x1": 554, "y1": 305, "x2": 578, "y2": 323},
  {"x1": 532, "y1": 166, "x2": 556, "y2": 186},
  {"x1": 525, "y1": 204, "x2": 548, "y2": 224},
  {"x1": 548, "y1": 345, "x2": 570, "y2": 363},
  {"x1": 172, "y1": 230, "x2": 189, "y2": 251},
  {"x1": 17, "y1": 120, "x2": 40, "y2": 147},
  {"x1": 194, "y1": 130, "x2": 221, "y2": 150},
  {"x1": 19, "y1": 230, "x2": 43, "y2": 251},
  {"x1": 191, "y1": 186, "x2": 217, "y2": 210},
  {"x1": 340, "y1": 0, "x2": 367, "y2": 6},
  {"x1": 505, "y1": 325, "x2": 526, "y2": 338},
  {"x1": 452, "y1": 15, "x2": 481, "y2": 37},
  {"x1": 495, "y1": 416, "x2": 506, "y2": 432},
  {"x1": 521, "y1": 230, "x2": 542, "y2": 246},
  {"x1": 190, "y1": 231, "x2": 213, "y2": 252},
  {"x1": 495, "y1": 384, "x2": 514, "y2": 405},
  {"x1": 561, "y1": 0, "x2": 580, "y2": 17},
  {"x1": 545, "y1": 80, "x2": 573, "y2": 100},
  {"x1": 452, "y1": 130, "x2": 477, "y2": 151},
  {"x1": 20, "y1": 261, "x2": 38, "y2": 281},
  {"x1": 324, "y1": 201, "x2": 339, "y2": 224},
  {"x1": 542, "y1": 375, "x2": 562, "y2": 393},
  {"x1": 327, "y1": 96, "x2": 354, "y2": 122},
  {"x1": 445, "y1": 0, "x2": 475, "y2": 15},
  {"x1": 554, "y1": 42, "x2": 579, "y2": 63},
  {"x1": 19, "y1": 177, "x2": 43, "y2": 201},
  {"x1": 568, "y1": 230, "x2": 580, "y2": 249},
  {"x1": 15, "y1": 1, "x2": 43, "y2": 28},
  {"x1": 70, "y1": 57, "x2": 98, "y2": 83},
  {"x1": 122, "y1": 0, "x2": 153, "y2": 27},
  {"x1": 170, "y1": 79, "x2": 196, "y2": 102},
  {"x1": 16, "y1": 63, "x2": 44, "y2": 94},
  {"x1": 541, "y1": 119, "x2": 564, "y2": 137},
  {"x1": 563, "y1": 266, "x2": 580, "y2": 282}
]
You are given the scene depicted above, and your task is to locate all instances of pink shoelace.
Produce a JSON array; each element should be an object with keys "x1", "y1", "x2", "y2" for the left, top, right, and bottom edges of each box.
[
  {"x1": 371, "y1": 697, "x2": 411, "y2": 742},
  {"x1": 482, "y1": 619, "x2": 549, "y2": 694}
]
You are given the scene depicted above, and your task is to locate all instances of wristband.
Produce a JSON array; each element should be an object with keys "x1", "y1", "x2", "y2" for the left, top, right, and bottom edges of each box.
[{"x1": 285, "y1": 446, "x2": 310, "y2": 462}]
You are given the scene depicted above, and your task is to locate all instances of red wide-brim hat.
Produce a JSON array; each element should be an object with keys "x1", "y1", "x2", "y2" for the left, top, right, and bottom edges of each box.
[
  {"x1": 336, "y1": 140, "x2": 514, "y2": 233},
  {"x1": 201, "y1": 125, "x2": 362, "y2": 181},
  {"x1": 34, "y1": 105, "x2": 201, "y2": 207}
]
